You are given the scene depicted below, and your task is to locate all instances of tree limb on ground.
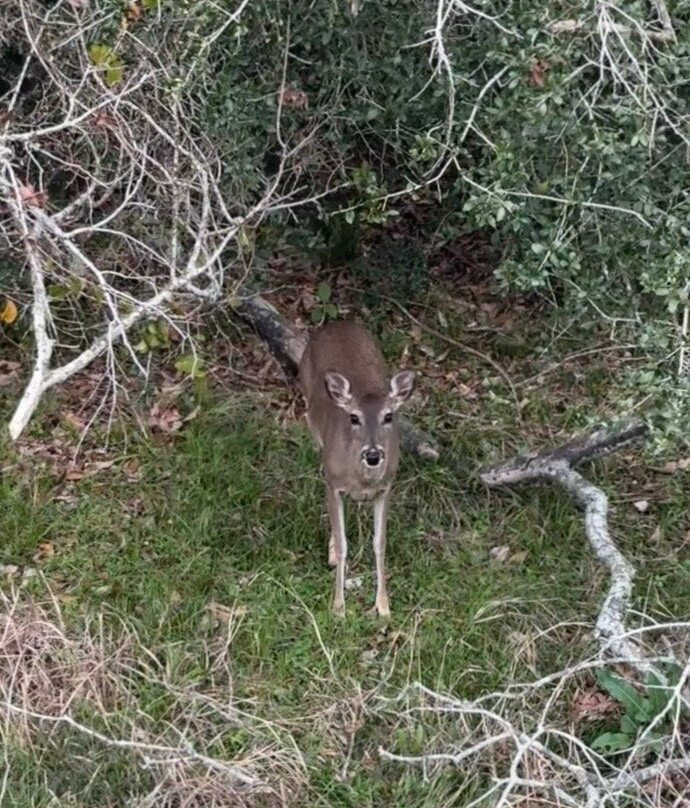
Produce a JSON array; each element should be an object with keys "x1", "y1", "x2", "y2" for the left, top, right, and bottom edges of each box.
[
  {"x1": 232, "y1": 287, "x2": 441, "y2": 461},
  {"x1": 479, "y1": 420, "x2": 661, "y2": 675}
]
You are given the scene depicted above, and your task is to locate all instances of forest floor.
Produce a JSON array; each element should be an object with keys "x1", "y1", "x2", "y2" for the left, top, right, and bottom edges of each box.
[{"x1": 1, "y1": 263, "x2": 688, "y2": 807}]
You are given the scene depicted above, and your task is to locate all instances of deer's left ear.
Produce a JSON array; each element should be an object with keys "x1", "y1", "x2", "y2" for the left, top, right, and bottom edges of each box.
[
  {"x1": 324, "y1": 371, "x2": 353, "y2": 409},
  {"x1": 389, "y1": 371, "x2": 415, "y2": 410}
]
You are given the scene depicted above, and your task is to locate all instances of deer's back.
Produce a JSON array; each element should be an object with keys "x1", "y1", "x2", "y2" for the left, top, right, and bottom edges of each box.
[{"x1": 299, "y1": 321, "x2": 388, "y2": 403}]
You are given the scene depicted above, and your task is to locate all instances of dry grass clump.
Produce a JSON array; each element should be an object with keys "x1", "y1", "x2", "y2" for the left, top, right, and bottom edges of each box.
[{"x1": 0, "y1": 585, "x2": 307, "y2": 807}]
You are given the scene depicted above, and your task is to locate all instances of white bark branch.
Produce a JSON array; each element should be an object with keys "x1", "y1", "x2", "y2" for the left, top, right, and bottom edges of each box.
[
  {"x1": 1, "y1": 700, "x2": 260, "y2": 787},
  {"x1": 479, "y1": 421, "x2": 661, "y2": 675}
]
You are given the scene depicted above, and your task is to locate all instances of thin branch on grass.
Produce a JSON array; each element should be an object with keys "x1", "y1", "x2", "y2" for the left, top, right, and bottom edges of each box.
[
  {"x1": 2, "y1": 701, "x2": 260, "y2": 787},
  {"x1": 0, "y1": 588, "x2": 306, "y2": 805},
  {"x1": 479, "y1": 420, "x2": 657, "y2": 672},
  {"x1": 379, "y1": 636, "x2": 690, "y2": 807}
]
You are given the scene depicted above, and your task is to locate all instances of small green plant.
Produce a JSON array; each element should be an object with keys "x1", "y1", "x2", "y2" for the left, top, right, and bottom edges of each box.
[
  {"x1": 592, "y1": 667, "x2": 683, "y2": 756},
  {"x1": 308, "y1": 282, "x2": 338, "y2": 324},
  {"x1": 134, "y1": 318, "x2": 172, "y2": 353},
  {"x1": 174, "y1": 353, "x2": 206, "y2": 380}
]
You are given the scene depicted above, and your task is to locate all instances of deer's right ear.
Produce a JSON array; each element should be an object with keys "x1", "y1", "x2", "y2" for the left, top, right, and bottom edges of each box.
[{"x1": 324, "y1": 371, "x2": 352, "y2": 409}]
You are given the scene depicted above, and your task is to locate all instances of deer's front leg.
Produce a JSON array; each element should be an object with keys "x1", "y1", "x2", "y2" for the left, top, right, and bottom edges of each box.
[
  {"x1": 326, "y1": 483, "x2": 347, "y2": 615},
  {"x1": 372, "y1": 487, "x2": 391, "y2": 617}
]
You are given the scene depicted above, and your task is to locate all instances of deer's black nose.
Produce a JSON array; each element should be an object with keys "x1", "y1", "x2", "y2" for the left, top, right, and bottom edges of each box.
[{"x1": 363, "y1": 448, "x2": 382, "y2": 467}]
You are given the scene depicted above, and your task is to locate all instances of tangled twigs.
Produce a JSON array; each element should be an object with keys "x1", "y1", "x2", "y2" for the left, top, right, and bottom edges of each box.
[
  {"x1": 379, "y1": 653, "x2": 690, "y2": 808},
  {"x1": 0, "y1": 1, "x2": 339, "y2": 441},
  {"x1": 0, "y1": 587, "x2": 306, "y2": 805},
  {"x1": 480, "y1": 420, "x2": 659, "y2": 673}
]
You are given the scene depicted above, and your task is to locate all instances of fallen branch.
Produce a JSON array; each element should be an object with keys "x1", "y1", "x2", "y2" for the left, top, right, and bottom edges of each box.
[
  {"x1": 480, "y1": 420, "x2": 655, "y2": 673},
  {"x1": 379, "y1": 653, "x2": 690, "y2": 808},
  {"x1": 233, "y1": 287, "x2": 441, "y2": 461}
]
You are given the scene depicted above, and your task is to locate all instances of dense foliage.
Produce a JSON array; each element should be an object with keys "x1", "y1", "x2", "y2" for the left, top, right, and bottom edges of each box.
[
  {"x1": 199, "y1": 2, "x2": 690, "y2": 327},
  {"x1": 1, "y1": 0, "x2": 689, "y2": 439}
]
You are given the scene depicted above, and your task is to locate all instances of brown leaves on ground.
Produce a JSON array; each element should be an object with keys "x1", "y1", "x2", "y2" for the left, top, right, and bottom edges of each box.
[
  {"x1": 18, "y1": 183, "x2": 47, "y2": 208},
  {"x1": 277, "y1": 87, "x2": 308, "y2": 109},
  {"x1": 0, "y1": 360, "x2": 22, "y2": 386},
  {"x1": 569, "y1": 686, "x2": 619, "y2": 723},
  {"x1": 148, "y1": 401, "x2": 183, "y2": 434}
]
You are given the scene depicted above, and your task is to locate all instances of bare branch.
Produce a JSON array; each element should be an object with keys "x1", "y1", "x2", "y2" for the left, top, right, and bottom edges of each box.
[{"x1": 479, "y1": 421, "x2": 658, "y2": 673}]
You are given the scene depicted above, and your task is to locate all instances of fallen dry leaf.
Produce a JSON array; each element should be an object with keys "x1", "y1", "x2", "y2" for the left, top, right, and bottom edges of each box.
[
  {"x1": 529, "y1": 60, "x2": 548, "y2": 87},
  {"x1": 278, "y1": 87, "x2": 308, "y2": 109},
  {"x1": 489, "y1": 545, "x2": 511, "y2": 563},
  {"x1": 457, "y1": 382, "x2": 478, "y2": 399},
  {"x1": 570, "y1": 687, "x2": 619, "y2": 722},
  {"x1": 61, "y1": 411, "x2": 87, "y2": 431},
  {"x1": 148, "y1": 402, "x2": 182, "y2": 433},
  {"x1": 123, "y1": 457, "x2": 141, "y2": 480},
  {"x1": 18, "y1": 183, "x2": 47, "y2": 208},
  {"x1": 33, "y1": 541, "x2": 55, "y2": 561},
  {"x1": 0, "y1": 360, "x2": 22, "y2": 387},
  {"x1": 204, "y1": 602, "x2": 248, "y2": 624},
  {"x1": 662, "y1": 457, "x2": 690, "y2": 473},
  {"x1": 0, "y1": 298, "x2": 18, "y2": 325}
]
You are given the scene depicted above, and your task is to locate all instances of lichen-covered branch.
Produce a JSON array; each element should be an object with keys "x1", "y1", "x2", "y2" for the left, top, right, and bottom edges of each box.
[{"x1": 480, "y1": 421, "x2": 658, "y2": 674}]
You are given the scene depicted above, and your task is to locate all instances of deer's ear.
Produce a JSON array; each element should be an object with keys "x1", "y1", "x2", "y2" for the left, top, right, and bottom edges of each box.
[
  {"x1": 389, "y1": 371, "x2": 415, "y2": 410},
  {"x1": 324, "y1": 371, "x2": 352, "y2": 409}
]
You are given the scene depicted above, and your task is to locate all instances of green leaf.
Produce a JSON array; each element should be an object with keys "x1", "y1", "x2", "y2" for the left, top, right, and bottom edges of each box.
[
  {"x1": 325, "y1": 303, "x2": 338, "y2": 318},
  {"x1": 620, "y1": 714, "x2": 638, "y2": 735},
  {"x1": 596, "y1": 670, "x2": 647, "y2": 718},
  {"x1": 645, "y1": 672, "x2": 674, "y2": 718},
  {"x1": 310, "y1": 307, "x2": 324, "y2": 324},
  {"x1": 106, "y1": 62, "x2": 124, "y2": 86},
  {"x1": 316, "y1": 282, "x2": 331, "y2": 303},
  {"x1": 175, "y1": 355, "x2": 204, "y2": 377},
  {"x1": 88, "y1": 43, "x2": 124, "y2": 86},
  {"x1": 46, "y1": 284, "x2": 70, "y2": 300},
  {"x1": 89, "y1": 43, "x2": 109, "y2": 66},
  {"x1": 592, "y1": 732, "x2": 632, "y2": 754}
]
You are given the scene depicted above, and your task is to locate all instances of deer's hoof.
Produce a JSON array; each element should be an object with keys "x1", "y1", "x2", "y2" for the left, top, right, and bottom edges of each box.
[{"x1": 370, "y1": 599, "x2": 390, "y2": 619}]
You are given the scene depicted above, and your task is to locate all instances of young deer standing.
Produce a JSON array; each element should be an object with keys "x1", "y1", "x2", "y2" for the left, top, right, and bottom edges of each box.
[{"x1": 299, "y1": 320, "x2": 415, "y2": 616}]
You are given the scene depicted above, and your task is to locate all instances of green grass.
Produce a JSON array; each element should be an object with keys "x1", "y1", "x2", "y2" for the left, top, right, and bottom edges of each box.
[{"x1": 1, "y1": 310, "x2": 689, "y2": 807}]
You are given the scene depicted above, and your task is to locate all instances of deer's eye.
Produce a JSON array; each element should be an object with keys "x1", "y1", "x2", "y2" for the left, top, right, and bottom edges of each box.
[
  {"x1": 349, "y1": 413, "x2": 361, "y2": 426},
  {"x1": 383, "y1": 412, "x2": 393, "y2": 424}
]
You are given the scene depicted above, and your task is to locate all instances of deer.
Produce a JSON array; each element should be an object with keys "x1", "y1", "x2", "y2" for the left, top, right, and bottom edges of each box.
[{"x1": 299, "y1": 320, "x2": 415, "y2": 617}]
